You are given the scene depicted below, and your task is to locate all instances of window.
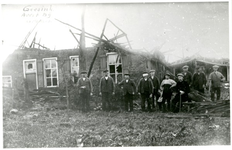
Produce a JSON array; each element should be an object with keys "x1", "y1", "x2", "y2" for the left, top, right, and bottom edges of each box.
[
  {"x1": 69, "y1": 56, "x2": 79, "y2": 75},
  {"x1": 43, "y1": 58, "x2": 58, "y2": 87},
  {"x1": 25, "y1": 61, "x2": 36, "y2": 73},
  {"x1": 2, "y1": 76, "x2": 12, "y2": 88},
  {"x1": 107, "y1": 52, "x2": 122, "y2": 83}
]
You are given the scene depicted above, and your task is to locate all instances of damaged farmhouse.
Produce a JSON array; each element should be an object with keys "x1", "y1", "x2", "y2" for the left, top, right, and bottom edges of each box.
[
  {"x1": 2, "y1": 3, "x2": 231, "y2": 147},
  {"x1": 2, "y1": 19, "x2": 170, "y2": 93}
]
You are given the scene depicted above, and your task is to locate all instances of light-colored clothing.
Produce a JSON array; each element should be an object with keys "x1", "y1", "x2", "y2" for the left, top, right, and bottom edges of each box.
[
  {"x1": 209, "y1": 71, "x2": 225, "y2": 88},
  {"x1": 160, "y1": 79, "x2": 176, "y2": 89}
]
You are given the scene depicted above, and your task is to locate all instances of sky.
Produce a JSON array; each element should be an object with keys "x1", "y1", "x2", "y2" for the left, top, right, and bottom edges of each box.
[{"x1": 0, "y1": 1, "x2": 230, "y2": 63}]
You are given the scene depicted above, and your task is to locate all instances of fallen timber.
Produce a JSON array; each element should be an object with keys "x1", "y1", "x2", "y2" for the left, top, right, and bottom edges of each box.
[{"x1": 180, "y1": 89, "x2": 230, "y2": 117}]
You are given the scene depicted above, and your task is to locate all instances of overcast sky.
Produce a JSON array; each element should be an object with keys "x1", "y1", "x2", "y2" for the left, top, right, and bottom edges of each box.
[{"x1": 1, "y1": 1, "x2": 229, "y2": 63}]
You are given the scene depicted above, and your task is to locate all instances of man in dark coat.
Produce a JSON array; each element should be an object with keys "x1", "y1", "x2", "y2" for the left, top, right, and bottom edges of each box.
[
  {"x1": 138, "y1": 72, "x2": 154, "y2": 112},
  {"x1": 182, "y1": 65, "x2": 192, "y2": 86},
  {"x1": 99, "y1": 70, "x2": 115, "y2": 111},
  {"x1": 76, "y1": 71, "x2": 93, "y2": 112},
  {"x1": 149, "y1": 69, "x2": 160, "y2": 110},
  {"x1": 192, "y1": 66, "x2": 207, "y2": 93},
  {"x1": 118, "y1": 73, "x2": 136, "y2": 112},
  {"x1": 172, "y1": 73, "x2": 190, "y2": 113}
]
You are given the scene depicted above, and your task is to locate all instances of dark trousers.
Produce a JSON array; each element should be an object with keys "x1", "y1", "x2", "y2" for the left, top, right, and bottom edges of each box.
[
  {"x1": 80, "y1": 92, "x2": 90, "y2": 112},
  {"x1": 102, "y1": 92, "x2": 112, "y2": 111},
  {"x1": 141, "y1": 92, "x2": 151, "y2": 111},
  {"x1": 152, "y1": 89, "x2": 159, "y2": 109},
  {"x1": 211, "y1": 87, "x2": 221, "y2": 101},
  {"x1": 195, "y1": 88, "x2": 204, "y2": 94},
  {"x1": 161, "y1": 94, "x2": 172, "y2": 112},
  {"x1": 157, "y1": 102, "x2": 162, "y2": 111},
  {"x1": 124, "y1": 93, "x2": 133, "y2": 111},
  {"x1": 172, "y1": 94, "x2": 182, "y2": 113}
]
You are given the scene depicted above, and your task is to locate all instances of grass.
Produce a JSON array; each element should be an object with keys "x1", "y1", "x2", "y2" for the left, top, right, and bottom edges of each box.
[
  {"x1": 2, "y1": 88, "x2": 231, "y2": 148},
  {"x1": 3, "y1": 108, "x2": 230, "y2": 147}
]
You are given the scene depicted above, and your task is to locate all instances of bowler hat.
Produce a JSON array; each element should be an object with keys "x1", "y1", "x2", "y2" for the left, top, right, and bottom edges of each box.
[{"x1": 103, "y1": 70, "x2": 109, "y2": 73}]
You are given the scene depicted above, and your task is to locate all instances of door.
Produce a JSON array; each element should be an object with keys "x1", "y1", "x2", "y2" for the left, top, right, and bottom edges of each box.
[{"x1": 23, "y1": 59, "x2": 38, "y2": 90}]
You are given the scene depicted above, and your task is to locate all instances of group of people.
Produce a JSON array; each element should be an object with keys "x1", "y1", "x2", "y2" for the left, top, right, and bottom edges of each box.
[{"x1": 75, "y1": 64, "x2": 225, "y2": 113}]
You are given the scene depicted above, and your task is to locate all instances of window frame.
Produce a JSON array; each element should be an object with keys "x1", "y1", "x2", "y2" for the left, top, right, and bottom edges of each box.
[
  {"x1": 23, "y1": 59, "x2": 38, "y2": 89},
  {"x1": 69, "y1": 55, "x2": 80, "y2": 75},
  {"x1": 2, "y1": 75, "x2": 12, "y2": 88},
  {"x1": 106, "y1": 52, "x2": 123, "y2": 83},
  {"x1": 42, "y1": 57, "x2": 59, "y2": 88}
]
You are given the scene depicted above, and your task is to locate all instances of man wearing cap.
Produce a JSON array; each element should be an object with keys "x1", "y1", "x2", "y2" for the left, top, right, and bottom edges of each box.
[
  {"x1": 118, "y1": 73, "x2": 136, "y2": 112},
  {"x1": 138, "y1": 72, "x2": 154, "y2": 112},
  {"x1": 149, "y1": 69, "x2": 160, "y2": 110},
  {"x1": 192, "y1": 66, "x2": 207, "y2": 93},
  {"x1": 182, "y1": 65, "x2": 192, "y2": 86},
  {"x1": 76, "y1": 71, "x2": 93, "y2": 112},
  {"x1": 208, "y1": 65, "x2": 225, "y2": 102},
  {"x1": 160, "y1": 72, "x2": 176, "y2": 112},
  {"x1": 99, "y1": 70, "x2": 115, "y2": 111},
  {"x1": 172, "y1": 73, "x2": 190, "y2": 113}
]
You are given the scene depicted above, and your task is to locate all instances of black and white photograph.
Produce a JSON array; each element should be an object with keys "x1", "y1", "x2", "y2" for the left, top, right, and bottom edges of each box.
[{"x1": 1, "y1": 0, "x2": 231, "y2": 148}]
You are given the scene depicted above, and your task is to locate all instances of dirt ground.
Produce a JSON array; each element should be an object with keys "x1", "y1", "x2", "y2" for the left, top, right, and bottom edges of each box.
[{"x1": 2, "y1": 91, "x2": 231, "y2": 148}]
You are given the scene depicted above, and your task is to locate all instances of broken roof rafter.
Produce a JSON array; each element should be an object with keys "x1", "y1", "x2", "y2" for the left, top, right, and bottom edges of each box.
[
  {"x1": 104, "y1": 18, "x2": 132, "y2": 49},
  {"x1": 69, "y1": 29, "x2": 80, "y2": 45},
  {"x1": 19, "y1": 20, "x2": 43, "y2": 49},
  {"x1": 55, "y1": 18, "x2": 130, "y2": 52}
]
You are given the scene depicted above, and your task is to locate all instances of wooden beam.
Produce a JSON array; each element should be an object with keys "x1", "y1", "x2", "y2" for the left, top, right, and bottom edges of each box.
[
  {"x1": 33, "y1": 42, "x2": 49, "y2": 49},
  {"x1": 87, "y1": 19, "x2": 108, "y2": 77},
  {"x1": 19, "y1": 20, "x2": 41, "y2": 49},
  {"x1": 74, "y1": 33, "x2": 101, "y2": 42},
  {"x1": 69, "y1": 29, "x2": 80, "y2": 44},
  {"x1": 108, "y1": 33, "x2": 126, "y2": 42},
  {"x1": 79, "y1": 7, "x2": 87, "y2": 72},
  {"x1": 55, "y1": 18, "x2": 102, "y2": 43},
  {"x1": 56, "y1": 18, "x2": 126, "y2": 51},
  {"x1": 106, "y1": 18, "x2": 125, "y2": 34}
]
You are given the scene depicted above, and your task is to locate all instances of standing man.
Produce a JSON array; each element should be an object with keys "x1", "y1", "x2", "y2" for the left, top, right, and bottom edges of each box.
[
  {"x1": 76, "y1": 71, "x2": 93, "y2": 112},
  {"x1": 172, "y1": 73, "x2": 190, "y2": 113},
  {"x1": 182, "y1": 65, "x2": 192, "y2": 86},
  {"x1": 192, "y1": 66, "x2": 207, "y2": 93},
  {"x1": 138, "y1": 72, "x2": 154, "y2": 112},
  {"x1": 118, "y1": 73, "x2": 136, "y2": 112},
  {"x1": 149, "y1": 70, "x2": 160, "y2": 110},
  {"x1": 208, "y1": 65, "x2": 225, "y2": 102},
  {"x1": 99, "y1": 70, "x2": 115, "y2": 111}
]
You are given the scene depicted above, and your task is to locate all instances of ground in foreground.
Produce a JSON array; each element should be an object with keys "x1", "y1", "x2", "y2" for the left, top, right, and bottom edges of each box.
[{"x1": 3, "y1": 105, "x2": 230, "y2": 148}]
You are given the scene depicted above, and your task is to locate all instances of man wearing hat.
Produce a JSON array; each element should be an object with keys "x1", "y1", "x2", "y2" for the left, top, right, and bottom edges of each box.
[
  {"x1": 182, "y1": 65, "x2": 192, "y2": 86},
  {"x1": 76, "y1": 71, "x2": 93, "y2": 112},
  {"x1": 149, "y1": 69, "x2": 160, "y2": 110},
  {"x1": 172, "y1": 73, "x2": 190, "y2": 113},
  {"x1": 192, "y1": 66, "x2": 207, "y2": 93},
  {"x1": 160, "y1": 72, "x2": 176, "y2": 112},
  {"x1": 118, "y1": 73, "x2": 136, "y2": 112},
  {"x1": 208, "y1": 65, "x2": 225, "y2": 102},
  {"x1": 137, "y1": 71, "x2": 154, "y2": 112},
  {"x1": 99, "y1": 70, "x2": 115, "y2": 111}
]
